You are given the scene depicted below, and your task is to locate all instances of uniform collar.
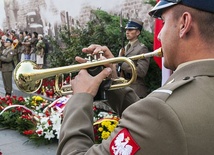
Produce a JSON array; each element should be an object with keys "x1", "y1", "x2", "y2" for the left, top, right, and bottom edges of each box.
[
  {"x1": 176, "y1": 59, "x2": 214, "y2": 72},
  {"x1": 165, "y1": 59, "x2": 214, "y2": 84},
  {"x1": 128, "y1": 39, "x2": 138, "y2": 46}
]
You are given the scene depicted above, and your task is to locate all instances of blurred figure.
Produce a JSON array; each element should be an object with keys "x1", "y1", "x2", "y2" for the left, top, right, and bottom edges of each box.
[
  {"x1": 20, "y1": 31, "x2": 28, "y2": 61},
  {"x1": 22, "y1": 33, "x2": 31, "y2": 60},
  {"x1": 36, "y1": 34, "x2": 45, "y2": 68},
  {"x1": 10, "y1": 30, "x2": 19, "y2": 66},
  {"x1": 17, "y1": 31, "x2": 24, "y2": 62},
  {"x1": 30, "y1": 32, "x2": 38, "y2": 62}
]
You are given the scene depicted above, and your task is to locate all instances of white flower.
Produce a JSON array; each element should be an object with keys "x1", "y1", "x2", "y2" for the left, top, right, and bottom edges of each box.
[
  {"x1": 98, "y1": 111, "x2": 110, "y2": 118},
  {"x1": 36, "y1": 105, "x2": 43, "y2": 110},
  {"x1": 55, "y1": 128, "x2": 61, "y2": 139},
  {"x1": 44, "y1": 130, "x2": 55, "y2": 140},
  {"x1": 50, "y1": 112, "x2": 61, "y2": 129},
  {"x1": 39, "y1": 117, "x2": 50, "y2": 129},
  {"x1": 34, "y1": 107, "x2": 63, "y2": 140}
]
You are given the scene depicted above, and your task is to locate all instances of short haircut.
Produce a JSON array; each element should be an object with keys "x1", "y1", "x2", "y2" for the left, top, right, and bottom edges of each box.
[{"x1": 172, "y1": 5, "x2": 214, "y2": 44}]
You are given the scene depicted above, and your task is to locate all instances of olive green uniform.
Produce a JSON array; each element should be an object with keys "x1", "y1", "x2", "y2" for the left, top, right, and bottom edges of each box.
[
  {"x1": 0, "y1": 47, "x2": 14, "y2": 95},
  {"x1": 57, "y1": 59, "x2": 214, "y2": 155},
  {"x1": 121, "y1": 40, "x2": 150, "y2": 98}
]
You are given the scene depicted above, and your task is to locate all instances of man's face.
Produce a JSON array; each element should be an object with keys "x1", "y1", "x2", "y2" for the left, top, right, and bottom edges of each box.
[
  {"x1": 4, "y1": 41, "x2": 11, "y2": 47},
  {"x1": 158, "y1": 7, "x2": 181, "y2": 70},
  {"x1": 126, "y1": 29, "x2": 140, "y2": 42}
]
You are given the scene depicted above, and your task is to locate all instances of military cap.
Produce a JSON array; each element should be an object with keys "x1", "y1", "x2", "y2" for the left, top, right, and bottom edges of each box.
[
  {"x1": 149, "y1": 0, "x2": 214, "y2": 18},
  {"x1": 125, "y1": 19, "x2": 144, "y2": 31},
  {"x1": 6, "y1": 38, "x2": 13, "y2": 43}
]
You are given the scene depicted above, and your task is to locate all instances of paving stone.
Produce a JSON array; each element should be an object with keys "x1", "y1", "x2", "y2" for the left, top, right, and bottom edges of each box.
[
  {"x1": 0, "y1": 74, "x2": 58, "y2": 155},
  {"x1": 0, "y1": 129, "x2": 57, "y2": 155}
]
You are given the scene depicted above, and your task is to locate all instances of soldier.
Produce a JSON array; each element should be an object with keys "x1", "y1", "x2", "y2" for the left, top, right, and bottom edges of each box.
[
  {"x1": 30, "y1": 32, "x2": 38, "y2": 62},
  {"x1": 10, "y1": 30, "x2": 19, "y2": 66},
  {"x1": 0, "y1": 38, "x2": 14, "y2": 97},
  {"x1": 36, "y1": 34, "x2": 45, "y2": 68},
  {"x1": 57, "y1": 0, "x2": 214, "y2": 155},
  {"x1": 22, "y1": 33, "x2": 31, "y2": 60},
  {"x1": 119, "y1": 19, "x2": 150, "y2": 98},
  {"x1": 17, "y1": 31, "x2": 24, "y2": 62}
]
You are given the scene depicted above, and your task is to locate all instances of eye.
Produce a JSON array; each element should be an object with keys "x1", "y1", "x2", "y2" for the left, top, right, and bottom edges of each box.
[
  {"x1": 159, "y1": 15, "x2": 165, "y2": 24},
  {"x1": 162, "y1": 21, "x2": 165, "y2": 26}
]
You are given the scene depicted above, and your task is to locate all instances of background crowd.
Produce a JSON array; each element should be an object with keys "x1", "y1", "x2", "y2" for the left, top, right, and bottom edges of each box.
[
  {"x1": 0, "y1": 29, "x2": 49, "y2": 67},
  {"x1": 0, "y1": 29, "x2": 49, "y2": 97}
]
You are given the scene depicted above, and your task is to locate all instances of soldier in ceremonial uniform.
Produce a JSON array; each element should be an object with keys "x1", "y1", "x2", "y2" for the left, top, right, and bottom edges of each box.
[
  {"x1": 10, "y1": 30, "x2": 19, "y2": 66},
  {"x1": 57, "y1": 0, "x2": 214, "y2": 155},
  {"x1": 119, "y1": 19, "x2": 150, "y2": 98},
  {"x1": 0, "y1": 38, "x2": 14, "y2": 97}
]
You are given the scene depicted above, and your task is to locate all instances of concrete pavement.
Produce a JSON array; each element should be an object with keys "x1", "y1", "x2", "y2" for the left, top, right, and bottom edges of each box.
[
  {"x1": 0, "y1": 73, "x2": 58, "y2": 155},
  {"x1": 0, "y1": 129, "x2": 57, "y2": 155}
]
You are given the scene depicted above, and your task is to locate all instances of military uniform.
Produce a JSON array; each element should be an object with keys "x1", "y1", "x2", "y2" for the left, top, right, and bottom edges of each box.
[
  {"x1": 121, "y1": 40, "x2": 149, "y2": 98},
  {"x1": 57, "y1": 0, "x2": 214, "y2": 154},
  {"x1": 119, "y1": 19, "x2": 150, "y2": 98},
  {"x1": 0, "y1": 45, "x2": 14, "y2": 96},
  {"x1": 57, "y1": 59, "x2": 214, "y2": 155}
]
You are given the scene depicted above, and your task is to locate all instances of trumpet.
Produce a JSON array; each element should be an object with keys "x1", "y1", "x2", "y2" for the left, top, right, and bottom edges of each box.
[{"x1": 13, "y1": 48, "x2": 162, "y2": 95}]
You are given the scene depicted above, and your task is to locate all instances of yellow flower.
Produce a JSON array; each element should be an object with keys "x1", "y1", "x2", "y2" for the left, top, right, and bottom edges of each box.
[
  {"x1": 101, "y1": 131, "x2": 110, "y2": 139},
  {"x1": 98, "y1": 127, "x2": 103, "y2": 132},
  {"x1": 101, "y1": 121, "x2": 111, "y2": 127},
  {"x1": 35, "y1": 96, "x2": 43, "y2": 101},
  {"x1": 107, "y1": 124, "x2": 116, "y2": 132},
  {"x1": 32, "y1": 96, "x2": 36, "y2": 99},
  {"x1": 31, "y1": 101, "x2": 37, "y2": 106}
]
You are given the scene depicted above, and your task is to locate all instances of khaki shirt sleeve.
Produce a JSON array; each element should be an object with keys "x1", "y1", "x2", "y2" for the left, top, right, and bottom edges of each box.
[
  {"x1": 0, "y1": 49, "x2": 14, "y2": 62},
  {"x1": 57, "y1": 92, "x2": 186, "y2": 155},
  {"x1": 106, "y1": 87, "x2": 140, "y2": 117}
]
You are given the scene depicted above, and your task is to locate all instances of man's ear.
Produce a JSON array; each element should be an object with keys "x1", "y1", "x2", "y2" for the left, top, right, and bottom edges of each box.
[
  {"x1": 137, "y1": 30, "x2": 142, "y2": 37},
  {"x1": 179, "y1": 12, "x2": 192, "y2": 38}
]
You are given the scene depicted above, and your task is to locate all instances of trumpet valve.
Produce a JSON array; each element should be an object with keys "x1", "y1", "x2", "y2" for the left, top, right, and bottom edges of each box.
[
  {"x1": 98, "y1": 51, "x2": 104, "y2": 60},
  {"x1": 86, "y1": 54, "x2": 93, "y2": 62},
  {"x1": 93, "y1": 54, "x2": 97, "y2": 62},
  {"x1": 60, "y1": 84, "x2": 73, "y2": 95}
]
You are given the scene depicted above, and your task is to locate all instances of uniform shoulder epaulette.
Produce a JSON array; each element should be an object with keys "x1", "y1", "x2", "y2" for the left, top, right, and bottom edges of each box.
[
  {"x1": 147, "y1": 76, "x2": 195, "y2": 101},
  {"x1": 140, "y1": 43, "x2": 145, "y2": 46}
]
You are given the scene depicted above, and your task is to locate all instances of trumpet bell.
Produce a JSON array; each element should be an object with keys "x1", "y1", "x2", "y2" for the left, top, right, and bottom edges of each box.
[{"x1": 13, "y1": 61, "x2": 43, "y2": 94}]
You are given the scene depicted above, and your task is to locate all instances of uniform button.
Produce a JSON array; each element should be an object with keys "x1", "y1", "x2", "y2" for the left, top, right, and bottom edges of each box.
[{"x1": 183, "y1": 76, "x2": 190, "y2": 80}]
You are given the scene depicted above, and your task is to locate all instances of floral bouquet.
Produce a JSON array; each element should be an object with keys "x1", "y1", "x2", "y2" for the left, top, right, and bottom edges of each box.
[
  {"x1": 0, "y1": 95, "x2": 63, "y2": 144},
  {"x1": 93, "y1": 105, "x2": 119, "y2": 143},
  {"x1": 0, "y1": 95, "x2": 119, "y2": 144}
]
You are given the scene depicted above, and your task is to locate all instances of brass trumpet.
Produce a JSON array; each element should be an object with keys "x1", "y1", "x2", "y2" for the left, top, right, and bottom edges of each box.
[{"x1": 13, "y1": 48, "x2": 162, "y2": 95}]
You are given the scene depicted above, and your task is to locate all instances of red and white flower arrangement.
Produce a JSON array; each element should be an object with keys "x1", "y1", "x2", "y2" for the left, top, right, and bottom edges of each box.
[{"x1": 0, "y1": 95, "x2": 119, "y2": 144}]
